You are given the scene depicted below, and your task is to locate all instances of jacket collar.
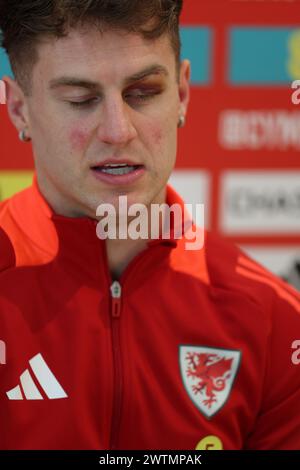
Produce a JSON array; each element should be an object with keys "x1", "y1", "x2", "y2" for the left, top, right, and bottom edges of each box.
[
  {"x1": 31, "y1": 172, "x2": 191, "y2": 247},
  {"x1": 6, "y1": 172, "x2": 209, "y2": 286},
  {"x1": 8, "y1": 172, "x2": 189, "y2": 261}
]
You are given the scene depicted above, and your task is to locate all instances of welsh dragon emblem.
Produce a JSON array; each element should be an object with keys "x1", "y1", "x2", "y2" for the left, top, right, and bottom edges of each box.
[{"x1": 179, "y1": 346, "x2": 241, "y2": 418}]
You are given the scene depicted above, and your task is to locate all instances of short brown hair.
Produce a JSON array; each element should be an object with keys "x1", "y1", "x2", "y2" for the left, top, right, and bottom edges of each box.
[{"x1": 0, "y1": 0, "x2": 183, "y2": 95}]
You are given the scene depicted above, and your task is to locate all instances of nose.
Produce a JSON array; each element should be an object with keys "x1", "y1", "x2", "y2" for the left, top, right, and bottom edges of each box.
[{"x1": 96, "y1": 94, "x2": 137, "y2": 145}]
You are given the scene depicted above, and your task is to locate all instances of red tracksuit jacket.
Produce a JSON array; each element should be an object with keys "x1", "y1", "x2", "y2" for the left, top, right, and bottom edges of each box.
[{"x1": 0, "y1": 176, "x2": 300, "y2": 450}]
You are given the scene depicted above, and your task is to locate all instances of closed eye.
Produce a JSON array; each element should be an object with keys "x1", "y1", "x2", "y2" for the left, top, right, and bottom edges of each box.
[
  {"x1": 124, "y1": 88, "x2": 163, "y2": 104},
  {"x1": 68, "y1": 97, "x2": 100, "y2": 108},
  {"x1": 67, "y1": 88, "x2": 163, "y2": 108}
]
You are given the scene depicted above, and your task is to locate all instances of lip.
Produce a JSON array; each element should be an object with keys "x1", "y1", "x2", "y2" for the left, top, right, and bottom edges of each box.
[
  {"x1": 91, "y1": 159, "x2": 143, "y2": 167},
  {"x1": 91, "y1": 164, "x2": 146, "y2": 186}
]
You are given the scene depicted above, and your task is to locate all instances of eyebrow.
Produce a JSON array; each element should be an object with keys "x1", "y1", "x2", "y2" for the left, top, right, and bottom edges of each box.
[{"x1": 48, "y1": 64, "x2": 169, "y2": 91}]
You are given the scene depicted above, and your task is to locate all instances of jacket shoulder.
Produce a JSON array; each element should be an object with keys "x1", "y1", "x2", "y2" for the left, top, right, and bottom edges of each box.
[
  {"x1": 205, "y1": 231, "x2": 300, "y2": 315},
  {"x1": 0, "y1": 198, "x2": 16, "y2": 272},
  {"x1": 0, "y1": 188, "x2": 35, "y2": 273}
]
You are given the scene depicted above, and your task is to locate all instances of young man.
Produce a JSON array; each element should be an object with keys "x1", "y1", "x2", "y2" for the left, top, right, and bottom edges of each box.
[{"x1": 0, "y1": 0, "x2": 300, "y2": 450}]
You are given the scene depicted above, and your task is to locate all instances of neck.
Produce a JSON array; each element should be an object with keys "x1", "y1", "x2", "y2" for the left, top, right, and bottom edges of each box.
[
  {"x1": 35, "y1": 171, "x2": 169, "y2": 279},
  {"x1": 105, "y1": 236, "x2": 148, "y2": 280},
  {"x1": 105, "y1": 186, "x2": 168, "y2": 279}
]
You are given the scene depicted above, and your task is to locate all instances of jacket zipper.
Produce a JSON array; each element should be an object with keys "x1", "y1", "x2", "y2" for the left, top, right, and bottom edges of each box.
[
  {"x1": 111, "y1": 280, "x2": 122, "y2": 318},
  {"x1": 106, "y1": 242, "x2": 173, "y2": 449},
  {"x1": 109, "y1": 280, "x2": 122, "y2": 450},
  {"x1": 108, "y1": 257, "x2": 148, "y2": 450}
]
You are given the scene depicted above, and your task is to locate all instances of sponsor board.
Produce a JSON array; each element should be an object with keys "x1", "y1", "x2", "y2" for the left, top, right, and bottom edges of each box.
[
  {"x1": 219, "y1": 110, "x2": 300, "y2": 151},
  {"x1": 169, "y1": 170, "x2": 210, "y2": 228},
  {"x1": 229, "y1": 27, "x2": 300, "y2": 85},
  {"x1": 220, "y1": 171, "x2": 300, "y2": 235},
  {"x1": 180, "y1": 27, "x2": 212, "y2": 85}
]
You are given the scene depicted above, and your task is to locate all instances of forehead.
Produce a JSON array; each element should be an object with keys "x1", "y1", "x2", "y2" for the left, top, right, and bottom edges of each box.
[{"x1": 33, "y1": 27, "x2": 176, "y2": 85}]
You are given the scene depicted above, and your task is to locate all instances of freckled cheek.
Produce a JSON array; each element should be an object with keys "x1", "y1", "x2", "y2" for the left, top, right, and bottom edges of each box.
[
  {"x1": 148, "y1": 123, "x2": 175, "y2": 172},
  {"x1": 69, "y1": 127, "x2": 91, "y2": 152},
  {"x1": 150, "y1": 125, "x2": 163, "y2": 147},
  {"x1": 149, "y1": 119, "x2": 175, "y2": 152}
]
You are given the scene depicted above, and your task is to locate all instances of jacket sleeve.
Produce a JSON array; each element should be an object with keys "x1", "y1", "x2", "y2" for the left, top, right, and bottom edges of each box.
[{"x1": 245, "y1": 287, "x2": 300, "y2": 449}]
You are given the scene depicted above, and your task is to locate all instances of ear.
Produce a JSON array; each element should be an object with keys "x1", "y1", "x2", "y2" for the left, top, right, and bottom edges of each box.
[
  {"x1": 178, "y1": 59, "x2": 191, "y2": 118},
  {"x1": 2, "y1": 75, "x2": 31, "y2": 134}
]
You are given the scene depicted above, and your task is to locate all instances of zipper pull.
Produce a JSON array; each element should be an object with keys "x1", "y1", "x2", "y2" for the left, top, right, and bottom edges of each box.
[{"x1": 110, "y1": 281, "x2": 122, "y2": 318}]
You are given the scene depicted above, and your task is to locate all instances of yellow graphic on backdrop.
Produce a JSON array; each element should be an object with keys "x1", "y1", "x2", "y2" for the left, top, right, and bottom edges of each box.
[
  {"x1": 287, "y1": 30, "x2": 300, "y2": 80},
  {"x1": 0, "y1": 171, "x2": 33, "y2": 201}
]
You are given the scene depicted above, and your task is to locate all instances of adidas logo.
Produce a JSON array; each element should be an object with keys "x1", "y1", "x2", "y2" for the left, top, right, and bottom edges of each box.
[{"x1": 6, "y1": 353, "x2": 68, "y2": 400}]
